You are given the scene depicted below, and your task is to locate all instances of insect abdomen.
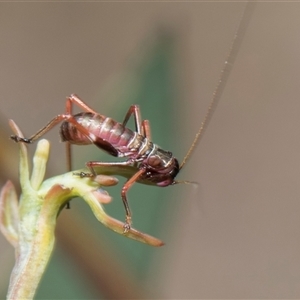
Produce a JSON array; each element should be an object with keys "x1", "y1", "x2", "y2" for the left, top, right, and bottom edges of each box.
[
  {"x1": 60, "y1": 112, "x2": 136, "y2": 152},
  {"x1": 97, "y1": 117, "x2": 135, "y2": 148}
]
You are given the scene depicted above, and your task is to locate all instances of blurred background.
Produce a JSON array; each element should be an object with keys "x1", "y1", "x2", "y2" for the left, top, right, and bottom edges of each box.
[{"x1": 1, "y1": 1, "x2": 300, "y2": 299}]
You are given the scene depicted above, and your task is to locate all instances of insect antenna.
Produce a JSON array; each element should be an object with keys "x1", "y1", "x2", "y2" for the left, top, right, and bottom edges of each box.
[{"x1": 179, "y1": 2, "x2": 256, "y2": 170}]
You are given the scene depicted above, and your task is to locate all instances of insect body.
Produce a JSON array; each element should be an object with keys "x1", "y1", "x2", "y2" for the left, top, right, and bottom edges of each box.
[
  {"x1": 60, "y1": 109, "x2": 179, "y2": 187},
  {"x1": 11, "y1": 94, "x2": 180, "y2": 232}
]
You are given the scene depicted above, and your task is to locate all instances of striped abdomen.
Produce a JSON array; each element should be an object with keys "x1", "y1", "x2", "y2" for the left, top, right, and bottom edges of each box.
[{"x1": 60, "y1": 112, "x2": 146, "y2": 157}]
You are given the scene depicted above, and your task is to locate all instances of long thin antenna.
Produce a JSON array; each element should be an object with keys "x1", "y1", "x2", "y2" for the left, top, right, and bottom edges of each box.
[{"x1": 179, "y1": 2, "x2": 256, "y2": 170}]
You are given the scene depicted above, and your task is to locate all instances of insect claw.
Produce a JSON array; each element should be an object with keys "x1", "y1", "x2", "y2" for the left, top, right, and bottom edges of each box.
[
  {"x1": 73, "y1": 171, "x2": 94, "y2": 178},
  {"x1": 10, "y1": 135, "x2": 32, "y2": 143},
  {"x1": 10, "y1": 135, "x2": 17, "y2": 142},
  {"x1": 123, "y1": 216, "x2": 132, "y2": 233},
  {"x1": 123, "y1": 222, "x2": 131, "y2": 234}
]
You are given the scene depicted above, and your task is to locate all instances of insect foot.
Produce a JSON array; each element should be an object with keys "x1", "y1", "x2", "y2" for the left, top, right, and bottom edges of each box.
[
  {"x1": 123, "y1": 223, "x2": 131, "y2": 234},
  {"x1": 73, "y1": 171, "x2": 94, "y2": 178},
  {"x1": 123, "y1": 217, "x2": 132, "y2": 234},
  {"x1": 10, "y1": 135, "x2": 32, "y2": 143}
]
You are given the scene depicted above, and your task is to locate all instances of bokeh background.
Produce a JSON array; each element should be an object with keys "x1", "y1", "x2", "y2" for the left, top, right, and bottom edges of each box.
[{"x1": 1, "y1": 1, "x2": 300, "y2": 299}]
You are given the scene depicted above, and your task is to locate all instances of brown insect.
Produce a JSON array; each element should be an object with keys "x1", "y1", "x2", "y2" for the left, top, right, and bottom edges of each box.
[{"x1": 10, "y1": 3, "x2": 254, "y2": 233}]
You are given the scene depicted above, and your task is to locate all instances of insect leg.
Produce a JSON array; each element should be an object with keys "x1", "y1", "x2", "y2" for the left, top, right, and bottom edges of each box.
[
  {"x1": 66, "y1": 94, "x2": 98, "y2": 114},
  {"x1": 122, "y1": 105, "x2": 152, "y2": 140},
  {"x1": 10, "y1": 114, "x2": 71, "y2": 143},
  {"x1": 10, "y1": 94, "x2": 98, "y2": 144},
  {"x1": 65, "y1": 95, "x2": 100, "y2": 207},
  {"x1": 77, "y1": 160, "x2": 146, "y2": 232},
  {"x1": 122, "y1": 105, "x2": 144, "y2": 135},
  {"x1": 64, "y1": 94, "x2": 102, "y2": 173},
  {"x1": 76, "y1": 160, "x2": 133, "y2": 177},
  {"x1": 141, "y1": 120, "x2": 151, "y2": 141},
  {"x1": 121, "y1": 168, "x2": 146, "y2": 232},
  {"x1": 64, "y1": 95, "x2": 96, "y2": 172}
]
